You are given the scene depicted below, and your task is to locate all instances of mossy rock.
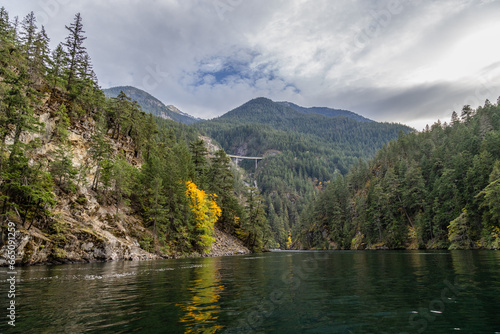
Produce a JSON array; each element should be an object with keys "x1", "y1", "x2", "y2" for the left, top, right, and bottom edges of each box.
[
  {"x1": 75, "y1": 228, "x2": 107, "y2": 245},
  {"x1": 51, "y1": 247, "x2": 67, "y2": 259}
]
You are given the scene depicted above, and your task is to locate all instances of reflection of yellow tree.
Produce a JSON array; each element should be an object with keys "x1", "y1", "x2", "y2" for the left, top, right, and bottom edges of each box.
[
  {"x1": 186, "y1": 181, "x2": 222, "y2": 253},
  {"x1": 178, "y1": 259, "x2": 224, "y2": 333}
]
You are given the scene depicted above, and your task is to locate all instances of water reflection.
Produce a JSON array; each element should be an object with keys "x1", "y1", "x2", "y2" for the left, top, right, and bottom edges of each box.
[
  {"x1": 177, "y1": 258, "x2": 224, "y2": 333},
  {"x1": 1, "y1": 251, "x2": 500, "y2": 333}
]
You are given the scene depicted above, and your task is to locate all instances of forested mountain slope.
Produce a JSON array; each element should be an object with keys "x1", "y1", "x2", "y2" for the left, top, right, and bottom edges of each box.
[
  {"x1": 276, "y1": 101, "x2": 373, "y2": 122},
  {"x1": 0, "y1": 8, "x2": 266, "y2": 265},
  {"x1": 195, "y1": 97, "x2": 413, "y2": 247},
  {"x1": 298, "y1": 101, "x2": 500, "y2": 250},
  {"x1": 103, "y1": 86, "x2": 200, "y2": 125}
]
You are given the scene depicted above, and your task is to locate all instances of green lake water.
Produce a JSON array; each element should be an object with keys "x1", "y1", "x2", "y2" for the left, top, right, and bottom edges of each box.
[{"x1": 1, "y1": 250, "x2": 500, "y2": 333}]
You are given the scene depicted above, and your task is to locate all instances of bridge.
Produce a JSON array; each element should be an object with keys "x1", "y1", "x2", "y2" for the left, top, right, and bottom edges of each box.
[
  {"x1": 227, "y1": 154, "x2": 263, "y2": 171},
  {"x1": 227, "y1": 155, "x2": 263, "y2": 160}
]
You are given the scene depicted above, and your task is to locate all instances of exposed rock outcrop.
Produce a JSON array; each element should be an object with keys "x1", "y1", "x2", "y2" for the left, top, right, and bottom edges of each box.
[
  {"x1": 0, "y1": 93, "x2": 250, "y2": 267},
  {"x1": 207, "y1": 229, "x2": 251, "y2": 257}
]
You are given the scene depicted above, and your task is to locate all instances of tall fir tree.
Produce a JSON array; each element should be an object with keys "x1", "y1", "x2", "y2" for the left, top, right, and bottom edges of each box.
[{"x1": 63, "y1": 13, "x2": 87, "y2": 93}]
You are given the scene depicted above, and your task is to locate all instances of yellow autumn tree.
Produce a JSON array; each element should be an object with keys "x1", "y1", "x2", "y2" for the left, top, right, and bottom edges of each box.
[
  {"x1": 286, "y1": 230, "x2": 292, "y2": 249},
  {"x1": 185, "y1": 181, "x2": 222, "y2": 253}
]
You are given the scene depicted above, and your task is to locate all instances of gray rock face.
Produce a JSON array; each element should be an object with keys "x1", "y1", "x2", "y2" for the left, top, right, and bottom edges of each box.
[
  {"x1": 0, "y1": 226, "x2": 249, "y2": 266},
  {"x1": 207, "y1": 229, "x2": 251, "y2": 257}
]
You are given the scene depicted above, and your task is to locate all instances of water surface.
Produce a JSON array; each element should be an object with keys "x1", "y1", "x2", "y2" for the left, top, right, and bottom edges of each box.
[{"x1": 1, "y1": 250, "x2": 500, "y2": 333}]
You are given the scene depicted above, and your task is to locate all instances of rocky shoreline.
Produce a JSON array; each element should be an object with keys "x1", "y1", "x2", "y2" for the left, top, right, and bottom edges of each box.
[{"x1": 0, "y1": 227, "x2": 250, "y2": 267}]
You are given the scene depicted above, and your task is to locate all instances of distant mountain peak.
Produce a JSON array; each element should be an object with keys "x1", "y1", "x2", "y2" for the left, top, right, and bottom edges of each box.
[
  {"x1": 103, "y1": 86, "x2": 201, "y2": 125},
  {"x1": 221, "y1": 98, "x2": 373, "y2": 124},
  {"x1": 276, "y1": 101, "x2": 373, "y2": 122}
]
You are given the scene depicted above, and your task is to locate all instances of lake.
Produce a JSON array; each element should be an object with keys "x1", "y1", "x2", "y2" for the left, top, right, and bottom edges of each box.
[{"x1": 1, "y1": 250, "x2": 500, "y2": 333}]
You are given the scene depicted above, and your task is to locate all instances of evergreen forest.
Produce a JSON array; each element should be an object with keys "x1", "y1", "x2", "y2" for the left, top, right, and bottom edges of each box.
[
  {"x1": 195, "y1": 98, "x2": 413, "y2": 248},
  {"x1": 0, "y1": 8, "x2": 268, "y2": 258},
  {"x1": 298, "y1": 103, "x2": 500, "y2": 250}
]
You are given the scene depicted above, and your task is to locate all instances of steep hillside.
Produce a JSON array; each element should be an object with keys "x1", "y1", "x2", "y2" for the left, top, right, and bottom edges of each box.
[
  {"x1": 195, "y1": 98, "x2": 413, "y2": 248},
  {"x1": 103, "y1": 86, "x2": 200, "y2": 124},
  {"x1": 198, "y1": 97, "x2": 411, "y2": 160},
  {"x1": 0, "y1": 10, "x2": 257, "y2": 266},
  {"x1": 298, "y1": 101, "x2": 500, "y2": 250},
  {"x1": 0, "y1": 89, "x2": 249, "y2": 265}
]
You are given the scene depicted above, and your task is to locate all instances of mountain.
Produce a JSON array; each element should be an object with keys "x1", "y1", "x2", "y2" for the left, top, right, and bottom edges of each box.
[
  {"x1": 276, "y1": 101, "x2": 373, "y2": 122},
  {"x1": 200, "y1": 97, "x2": 411, "y2": 161},
  {"x1": 195, "y1": 97, "x2": 413, "y2": 248},
  {"x1": 103, "y1": 86, "x2": 201, "y2": 125}
]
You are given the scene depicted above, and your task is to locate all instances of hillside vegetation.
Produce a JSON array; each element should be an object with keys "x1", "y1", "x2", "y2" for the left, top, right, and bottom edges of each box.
[
  {"x1": 0, "y1": 8, "x2": 263, "y2": 264},
  {"x1": 298, "y1": 102, "x2": 500, "y2": 250},
  {"x1": 196, "y1": 97, "x2": 412, "y2": 247},
  {"x1": 3, "y1": 6, "x2": 494, "y2": 260},
  {"x1": 276, "y1": 101, "x2": 373, "y2": 122}
]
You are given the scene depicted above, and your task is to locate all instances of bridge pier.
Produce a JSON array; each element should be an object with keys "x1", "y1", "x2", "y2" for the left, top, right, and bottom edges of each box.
[{"x1": 227, "y1": 154, "x2": 263, "y2": 173}]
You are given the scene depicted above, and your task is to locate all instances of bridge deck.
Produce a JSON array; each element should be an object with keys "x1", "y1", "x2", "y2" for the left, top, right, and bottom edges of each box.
[{"x1": 227, "y1": 154, "x2": 263, "y2": 160}]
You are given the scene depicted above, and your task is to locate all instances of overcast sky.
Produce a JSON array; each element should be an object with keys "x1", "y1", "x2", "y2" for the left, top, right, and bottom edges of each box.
[{"x1": 4, "y1": 0, "x2": 500, "y2": 130}]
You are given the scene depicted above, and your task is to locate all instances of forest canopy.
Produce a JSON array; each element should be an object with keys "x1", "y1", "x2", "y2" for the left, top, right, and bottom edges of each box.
[{"x1": 297, "y1": 101, "x2": 500, "y2": 250}]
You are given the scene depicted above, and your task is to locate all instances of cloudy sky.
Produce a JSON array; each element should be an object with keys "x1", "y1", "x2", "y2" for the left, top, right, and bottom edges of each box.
[{"x1": 4, "y1": 0, "x2": 500, "y2": 130}]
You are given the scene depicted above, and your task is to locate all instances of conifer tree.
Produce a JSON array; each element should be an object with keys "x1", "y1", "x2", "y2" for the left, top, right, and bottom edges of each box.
[
  {"x1": 63, "y1": 13, "x2": 87, "y2": 92},
  {"x1": 478, "y1": 161, "x2": 500, "y2": 236},
  {"x1": 110, "y1": 90, "x2": 132, "y2": 139},
  {"x1": 50, "y1": 146, "x2": 77, "y2": 192},
  {"x1": 32, "y1": 26, "x2": 51, "y2": 78},
  {"x1": 189, "y1": 138, "x2": 208, "y2": 188},
  {"x1": 0, "y1": 7, "x2": 15, "y2": 46},
  {"x1": 242, "y1": 186, "x2": 267, "y2": 251},
  {"x1": 19, "y1": 11, "x2": 37, "y2": 63},
  {"x1": 48, "y1": 43, "x2": 67, "y2": 88},
  {"x1": 89, "y1": 116, "x2": 111, "y2": 191}
]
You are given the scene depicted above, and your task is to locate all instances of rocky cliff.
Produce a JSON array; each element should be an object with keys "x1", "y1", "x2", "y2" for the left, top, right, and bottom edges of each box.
[{"x1": 0, "y1": 92, "x2": 249, "y2": 267}]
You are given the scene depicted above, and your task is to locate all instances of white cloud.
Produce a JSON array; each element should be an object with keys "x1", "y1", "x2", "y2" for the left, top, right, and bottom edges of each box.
[{"x1": 3, "y1": 0, "x2": 500, "y2": 127}]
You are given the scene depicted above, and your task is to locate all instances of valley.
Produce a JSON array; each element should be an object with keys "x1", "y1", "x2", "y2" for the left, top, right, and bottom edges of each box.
[{"x1": 1, "y1": 6, "x2": 499, "y2": 272}]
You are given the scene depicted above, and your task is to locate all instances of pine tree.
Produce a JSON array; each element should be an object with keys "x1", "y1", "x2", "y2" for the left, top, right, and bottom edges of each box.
[
  {"x1": 1, "y1": 69, "x2": 42, "y2": 163},
  {"x1": 0, "y1": 7, "x2": 15, "y2": 46},
  {"x1": 447, "y1": 209, "x2": 473, "y2": 249},
  {"x1": 110, "y1": 90, "x2": 132, "y2": 139},
  {"x1": 32, "y1": 25, "x2": 51, "y2": 78},
  {"x1": 451, "y1": 111, "x2": 460, "y2": 125},
  {"x1": 461, "y1": 105, "x2": 473, "y2": 122},
  {"x1": 148, "y1": 176, "x2": 167, "y2": 248},
  {"x1": 477, "y1": 161, "x2": 500, "y2": 238},
  {"x1": 109, "y1": 156, "x2": 137, "y2": 216},
  {"x1": 242, "y1": 187, "x2": 267, "y2": 251},
  {"x1": 53, "y1": 104, "x2": 70, "y2": 142},
  {"x1": 50, "y1": 146, "x2": 77, "y2": 192},
  {"x1": 48, "y1": 43, "x2": 67, "y2": 88},
  {"x1": 89, "y1": 116, "x2": 111, "y2": 191},
  {"x1": 0, "y1": 60, "x2": 55, "y2": 227},
  {"x1": 63, "y1": 13, "x2": 87, "y2": 92},
  {"x1": 208, "y1": 149, "x2": 242, "y2": 233},
  {"x1": 19, "y1": 12, "x2": 37, "y2": 63},
  {"x1": 189, "y1": 138, "x2": 208, "y2": 188}
]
